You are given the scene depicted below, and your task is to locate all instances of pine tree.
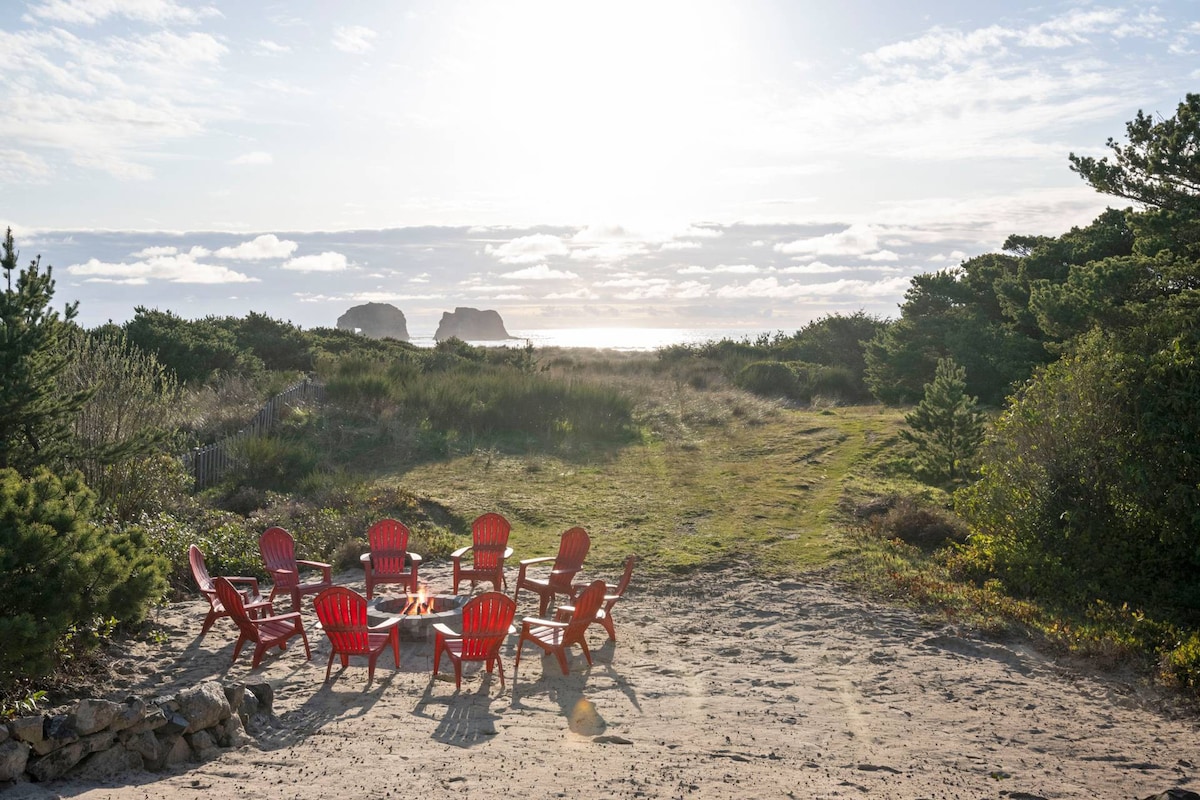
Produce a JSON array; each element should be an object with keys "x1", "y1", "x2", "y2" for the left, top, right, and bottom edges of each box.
[
  {"x1": 0, "y1": 228, "x2": 90, "y2": 473},
  {"x1": 901, "y1": 357, "x2": 986, "y2": 483}
]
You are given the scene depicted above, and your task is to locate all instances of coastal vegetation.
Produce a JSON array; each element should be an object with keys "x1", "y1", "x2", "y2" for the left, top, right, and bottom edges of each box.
[{"x1": 2, "y1": 95, "x2": 1199, "y2": 709}]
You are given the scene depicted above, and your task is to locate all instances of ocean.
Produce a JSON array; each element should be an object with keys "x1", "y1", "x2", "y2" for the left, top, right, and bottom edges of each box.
[{"x1": 403, "y1": 326, "x2": 780, "y2": 352}]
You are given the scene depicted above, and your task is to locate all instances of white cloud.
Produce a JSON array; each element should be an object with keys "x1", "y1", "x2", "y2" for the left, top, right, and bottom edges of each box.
[
  {"x1": 216, "y1": 234, "x2": 298, "y2": 260},
  {"x1": 230, "y1": 151, "x2": 273, "y2": 166},
  {"x1": 545, "y1": 287, "x2": 600, "y2": 300},
  {"x1": 27, "y1": 0, "x2": 221, "y2": 25},
  {"x1": 255, "y1": 39, "x2": 291, "y2": 55},
  {"x1": 132, "y1": 245, "x2": 177, "y2": 258},
  {"x1": 0, "y1": 149, "x2": 51, "y2": 183},
  {"x1": 676, "y1": 264, "x2": 760, "y2": 275},
  {"x1": 569, "y1": 242, "x2": 649, "y2": 263},
  {"x1": 776, "y1": 262, "x2": 850, "y2": 275},
  {"x1": 66, "y1": 253, "x2": 257, "y2": 284},
  {"x1": 661, "y1": 240, "x2": 701, "y2": 251},
  {"x1": 501, "y1": 264, "x2": 579, "y2": 280},
  {"x1": 775, "y1": 224, "x2": 883, "y2": 257},
  {"x1": 485, "y1": 233, "x2": 568, "y2": 264},
  {"x1": 332, "y1": 25, "x2": 377, "y2": 54},
  {"x1": 282, "y1": 252, "x2": 349, "y2": 272}
]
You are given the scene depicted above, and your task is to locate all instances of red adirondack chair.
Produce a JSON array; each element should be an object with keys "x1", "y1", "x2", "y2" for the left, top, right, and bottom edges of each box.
[
  {"x1": 313, "y1": 586, "x2": 401, "y2": 684},
  {"x1": 432, "y1": 592, "x2": 517, "y2": 689},
  {"x1": 360, "y1": 518, "x2": 422, "y2": 599},
  {"x1": 259, "y1": 526, "x2": 333, "y2": 612},
  {"x1": 513, "y1": 526, "x2": 590, "y2": 615},
  {"x1": 514, "y1": 579, "x2": 607, "y2": 677},
  {"x1": 214, "y1": 576, "x2": 311, "y2": 668},
  {"x1": 189, "y1": 544, "x2": 275, "y2": 635},
  {"x1": 565, "y1": 554, "x2": 637, "y2": 641},
  {"x1": 451, "y1": 513, "x2": 513, "y2": 594}
]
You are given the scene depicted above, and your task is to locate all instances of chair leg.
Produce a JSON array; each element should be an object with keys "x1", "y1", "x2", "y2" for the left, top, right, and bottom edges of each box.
[
  {"x1": 579, "y1": 638, "x2": 593, "y2": 667},
  {"x1": 554, "y1": 647, "x2": 570, "y2": 675},
  {"x1": 601, "y1": 614, "x2": 616, "y2": 641},
  {"x1": 325, "y1": 651, "x2": 336, "y2": 682}
]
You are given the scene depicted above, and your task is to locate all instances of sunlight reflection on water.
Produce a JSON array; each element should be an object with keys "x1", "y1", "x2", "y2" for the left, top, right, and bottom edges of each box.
[{"x1": 407, "y1": 327, "x2": 774, "y2": 352}]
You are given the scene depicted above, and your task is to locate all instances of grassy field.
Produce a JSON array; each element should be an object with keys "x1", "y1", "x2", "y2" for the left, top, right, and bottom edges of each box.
[{"x1": 376, "y1": 400, "x2": 912, "y2": 579}]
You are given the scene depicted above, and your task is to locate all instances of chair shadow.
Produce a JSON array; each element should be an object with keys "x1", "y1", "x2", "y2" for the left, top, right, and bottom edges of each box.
[
  {"x1": 253, "y1": 673, "x2": 396, "y2": 751},
  {"x1": 411, "y1": 675, "x2": 506, "y2": 748}
]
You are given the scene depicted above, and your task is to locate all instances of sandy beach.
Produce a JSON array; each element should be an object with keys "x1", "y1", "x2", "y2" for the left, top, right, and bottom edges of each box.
[{"x1": 10, "y1": 561, "x2": 1199, "y2": 799}]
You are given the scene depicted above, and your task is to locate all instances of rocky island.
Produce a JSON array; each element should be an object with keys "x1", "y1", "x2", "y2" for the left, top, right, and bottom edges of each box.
[
  {"x1": 433, "y1": 307, "x2": 514, "y2": 342},
  {"x1": 336, "y1": 303, "x2": 410, "y2": 341}
]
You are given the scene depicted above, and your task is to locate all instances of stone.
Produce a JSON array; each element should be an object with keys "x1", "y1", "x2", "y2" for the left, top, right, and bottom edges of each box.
[
  {"x1": 146, "y1": 732, "x2": 189, "y2": 771},
  {"x1": 223, "y1": 684, "x2": 245, "y2": 717},
  {"x1": 25, "y1": 741, "x2": 84, "y2": 782},
  {"x1": 70, "y1": 699, "x2": 121, "y2": 735},
  {"x1": 33, "y1": 715, "x2": 78, "y2": 756},
  {"x1": 8, "y1": 716, "x2": 44, "y2": 748},
  {"x1": 1141, "y1": 792, "x2": 1200, "y2": 800},
  {"x1": 79, "y1": 730, "x2": 115, "y2": 756},
  {"x1": 157, "y1": 712, "x2": 190, "y2": 736},
  {"x1": 71, "y1": 746, "x2": 144, "y2": 781},
  {"x1": 185, "y1": 729, "x2": 219, "y2": 762},
  {"x1": 107, "y1": 697, "x2": 147, "y2": 733},
  {"x1": 337, "y1": 302, "x2": 410, "y2": 340},
  {"x1": 177, "y1": 682, "x2": 231, "y2": 733},
  {"x1": 245, "y1": 682, "x2": 274, "y2": 714},
  {"x1": 0, "y1": 740, "x2": 32, "y2": 782},
  {"x1": 215, "y1": 715, "x2": 251, "y2": 749},
  {"x1": 0, "y1": 723, "x2": 9, "y2": 744},
  {"x1": 433, "y1": 307, "x2": 513, "y2": 342},
  {"x1": 126, "y1": 705, "x2": 167, "y2": 734},
  {"x1": 237, "y1": 690, "x2": 259, "y2": 727},
  {"x1": 120, "y1": 730, "x2": 161, "y2": 763}
]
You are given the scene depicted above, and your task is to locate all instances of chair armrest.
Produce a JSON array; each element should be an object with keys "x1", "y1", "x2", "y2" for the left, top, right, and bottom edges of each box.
[
  {"x1": 359, "y1": 553, "x2": 372, "y2": 565},
  {"x1": 432, "y1": 622, "x2": 460, "y2": 638},
  {"x1": 262, "y1": 611, "x2": 303, "y2": 624},
  {"x1": 521, "y1": 617, "x2": 567, "y2": 630},
  {"x1": 450, "y1": 545, "x2": 471, "y2": 559},
  {"x1": 297, "y1": 560, "x2": 332, "y2": 580},
  {"x1": 371, "y1": 617, "x2": 402, "y2": 632},
  {"x1": 519, "y1": 556, "x2": 555, "y2": 567},
  {"x1": 408, "y1": 553, "x2": 423, "y2": 566}
]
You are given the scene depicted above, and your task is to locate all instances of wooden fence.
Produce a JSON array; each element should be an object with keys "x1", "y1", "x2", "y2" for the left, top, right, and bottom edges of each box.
[{"x1": 182, "y1": 376, "x2": 324, "y2": 490}]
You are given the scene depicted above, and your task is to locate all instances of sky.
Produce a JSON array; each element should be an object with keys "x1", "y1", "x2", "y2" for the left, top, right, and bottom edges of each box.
[{"x1": 2, "y1": 0, "x2": 1198, "y2": 335}]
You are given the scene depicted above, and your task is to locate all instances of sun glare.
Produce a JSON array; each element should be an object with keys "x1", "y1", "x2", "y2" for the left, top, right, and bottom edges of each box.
[{"x1": 421, "y1": 1, "x2": 756, "y2": 226}]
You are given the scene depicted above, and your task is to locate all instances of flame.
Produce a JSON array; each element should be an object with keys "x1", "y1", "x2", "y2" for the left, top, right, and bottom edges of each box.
[{"x1": 404, "y1": 584, "x2": 432, "y2": 615}]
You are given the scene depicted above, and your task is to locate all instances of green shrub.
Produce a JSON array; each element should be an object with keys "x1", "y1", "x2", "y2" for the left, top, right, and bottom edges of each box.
[
  {"x1": 0, "y1": 469, "x2": 167, "y2": 683},
  {"x1": 735, "y1": 360, "x2": 799, "y2": 399}
]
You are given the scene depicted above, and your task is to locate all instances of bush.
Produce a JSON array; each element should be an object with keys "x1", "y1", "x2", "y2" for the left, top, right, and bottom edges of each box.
[
  {"x1": 857, "y1": 495, "x2": 969, "y2": 549},
  {"x1": 735, "y1": 360, "x2": 799, "y2": 399},
  {"x1": 0, "y1": 469, "x2": 167, "y2": 683}
]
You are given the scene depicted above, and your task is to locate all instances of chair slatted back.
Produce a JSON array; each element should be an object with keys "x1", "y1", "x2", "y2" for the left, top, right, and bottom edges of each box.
[
  {"x1": 214, "y1": 577, "x2": 255, "y2": 639},
  {"x1": 259, "y1": 527, "x2": 299, "y2": 590},
  {"x1": 457, "y1": 592, "x2": 516, "y2": 659},
  {"x1": 189, "y1": 544, "x2": 215, "y2": 595},
  {"x1": 368, "y1": 518, "x2": 411, "y2": 574},
  {"x1": 471, "y1": 513, "x2": 511, "y2": 571},
  {"x1": 314, "y1": 587, "x2": 372, "y2": 655},
  {"x1": 564, "y1": 580, "x2": 606, "y2": 645},
  {"x1": 549, "y1": 527, "x2": 590, "y2": 591}
]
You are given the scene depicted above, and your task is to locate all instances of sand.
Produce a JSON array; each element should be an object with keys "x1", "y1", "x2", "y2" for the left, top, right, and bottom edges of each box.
[{"x1": 21, "y1": 562, "x2": 1200, "y2": 799}]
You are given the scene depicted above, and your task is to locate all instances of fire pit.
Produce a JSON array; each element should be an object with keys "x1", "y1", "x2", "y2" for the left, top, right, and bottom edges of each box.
[{"x1": 367, "y1": 587, "x2": 468, "y2": 642}]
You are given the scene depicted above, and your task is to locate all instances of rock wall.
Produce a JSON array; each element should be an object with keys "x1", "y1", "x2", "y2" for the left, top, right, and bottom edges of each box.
[
  {"x1": 336, "y1": 302, "x2": 410, "y2": 340},
  {"x1": 0, "y1": 680, "x2": 274, "y2": 786},
  {"x1": 433, "y1": 307, "x2": 513, "y2": 341}
]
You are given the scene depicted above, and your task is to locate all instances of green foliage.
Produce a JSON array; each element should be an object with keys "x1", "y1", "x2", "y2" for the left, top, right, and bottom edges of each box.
[
  {"x1": 215, "y1": 311, "x2": 314, "y2": 372},
  {"x1": 0, "y1": 229, "x2": 91, "y2": 473},
  {"x1": 124, "y1": 307, "x2": 264, "y2": 384},
  {"x1": 58, "y1": 327, "x2": 188, "y2": 520},
  {"x1": 0, "y1": 468, "x2": 167, "y2": 683},
  {"x1": 1069, "y1": 93, "x2": 1200, "y2": 214},
  {"x1": 735, "y1": 360, "x2": 798, "y2": 399},
  {"x1": 900, "y1": 358, "x2": 985, "y2": 484}
]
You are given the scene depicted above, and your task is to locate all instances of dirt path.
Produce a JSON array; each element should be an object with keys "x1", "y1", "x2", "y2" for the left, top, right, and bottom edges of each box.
[{"x1": 16, "y1": 565, "x2": 1199, "y2": 799}]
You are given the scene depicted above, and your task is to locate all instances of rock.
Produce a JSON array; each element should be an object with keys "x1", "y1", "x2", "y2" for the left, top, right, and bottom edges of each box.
[
  {"x1": 434, "y1": 307, "x2": 514, "y2": 341},
  {"x1": 0, "y1": 740, "x2": 32, "y2": 782},
  {"x1": 185, "y1": 729, "x2": 220, "y2": 762},
  {"x1": 25, "y1": 741, "x2": 84, "y2": 782},
  {"x1": 120, "y1": 730, "x2": 161, "y2": 763},
  {"x1": 146, "y1": 732, "x2": 189, "y2": 771},
  {"x1": 0, "y1": 724, "x2": 9, "y2": 744},
  {"x1": 71, "y1": 746, "x2": 143, "y2": 781},
  {"x1": 107, "y1": 697, "x2": 146, "y2": 733},
  {"x1": 245, "y1": 682, "x2": 274, "y2": 715},
  {"x1": 223, "y1": 685, "x2": 245, "y2": 717},
  {"x1": 70, "y1": 698, "x2": 121, "y2": 736},
  {"x1": 157, "y1": 712, "x2": 189, "y2": 736},
  {"x1": 177, "y1": 682, "x2": 231, "y2": 734},
  {"x1": 236, "y1": 690, "x2": 258, "y2": 727},
  {"x1": 8, "y1": 717, "x2": 44, "y2": 748},
  {"x1": 79, "y1": 730, "x2": 115, "y2": 756},
  {"x1": 337, "y1": 303, "x2": 410, "y2": 340},
  {"x1": 126, "y1": 705, "x2": 167, "y2": 734},
  {"x1": 34, "y1": 715, "x2": 78, "y2": 756},
  {"x1": 1141, "y1": 792, "x2": 1200, "y2": 800},
  {"x1": 215, "y1": 715, "x2": 251, "y2": 749}
]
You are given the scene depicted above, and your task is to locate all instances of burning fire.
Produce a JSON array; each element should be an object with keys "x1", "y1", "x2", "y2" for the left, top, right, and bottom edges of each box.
[{"x1": 402, "y1": 584, "x2": 432, "y2": 616}]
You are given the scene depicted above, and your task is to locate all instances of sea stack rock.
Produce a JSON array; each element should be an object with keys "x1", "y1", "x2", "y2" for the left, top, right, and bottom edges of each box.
[
  {"x1": 434, "y1": 307, "x2": 513, "y2": 341},
  {"x1": 336, "y1": 303, "x2": 410, "y2": 340}
]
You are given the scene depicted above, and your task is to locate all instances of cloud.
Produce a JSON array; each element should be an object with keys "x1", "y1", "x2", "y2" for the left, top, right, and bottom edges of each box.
[
  {"x1": 485, "y1": 233, "x2": 569, "y2": 264},
  {"x1": 661, "y1": 241, "x2": 701, "y2": 251},
  {"x1": 776, "y1": 262, "x2": 851, "y2": 275},
  {"x1": 0, "y1": 149, "x2": 51, "y2": 183},
  {"x1": 332, "y1": 25, "x2": 377, "y2": 54},
  {"x1": 569, "y1": 242, "x2": 649, "y2": 263},
  {"x1": 215, "y1": 234, "x2": 298, "y2": 260},
  {"x1": 27, "y1": 0, "x2": 221, "y2": 25},
  {"x1": 230, "y1": 151, "x2": 273, "y2": 166},
  {"x1": 500, "y1": 264, "x2": 579, "y2": 280},
  {"x1": 255, "y1": 39, "x2": 291, "y2": 55},
  {"x1": 676, "y1": 264, "x2": 760, "y2": 275},
  {"x1": 545, "y1": 287, "x2": 600, "y2": 300},
  {"x1": 775, "y1": 224, "x2": 884, "y2": 257},
  {"x1": 66, "y1": 253, "x2": 257, "y2": 284},
  {"x1": 281, "y1": 251, "x2": 349, "y2": 272}
]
